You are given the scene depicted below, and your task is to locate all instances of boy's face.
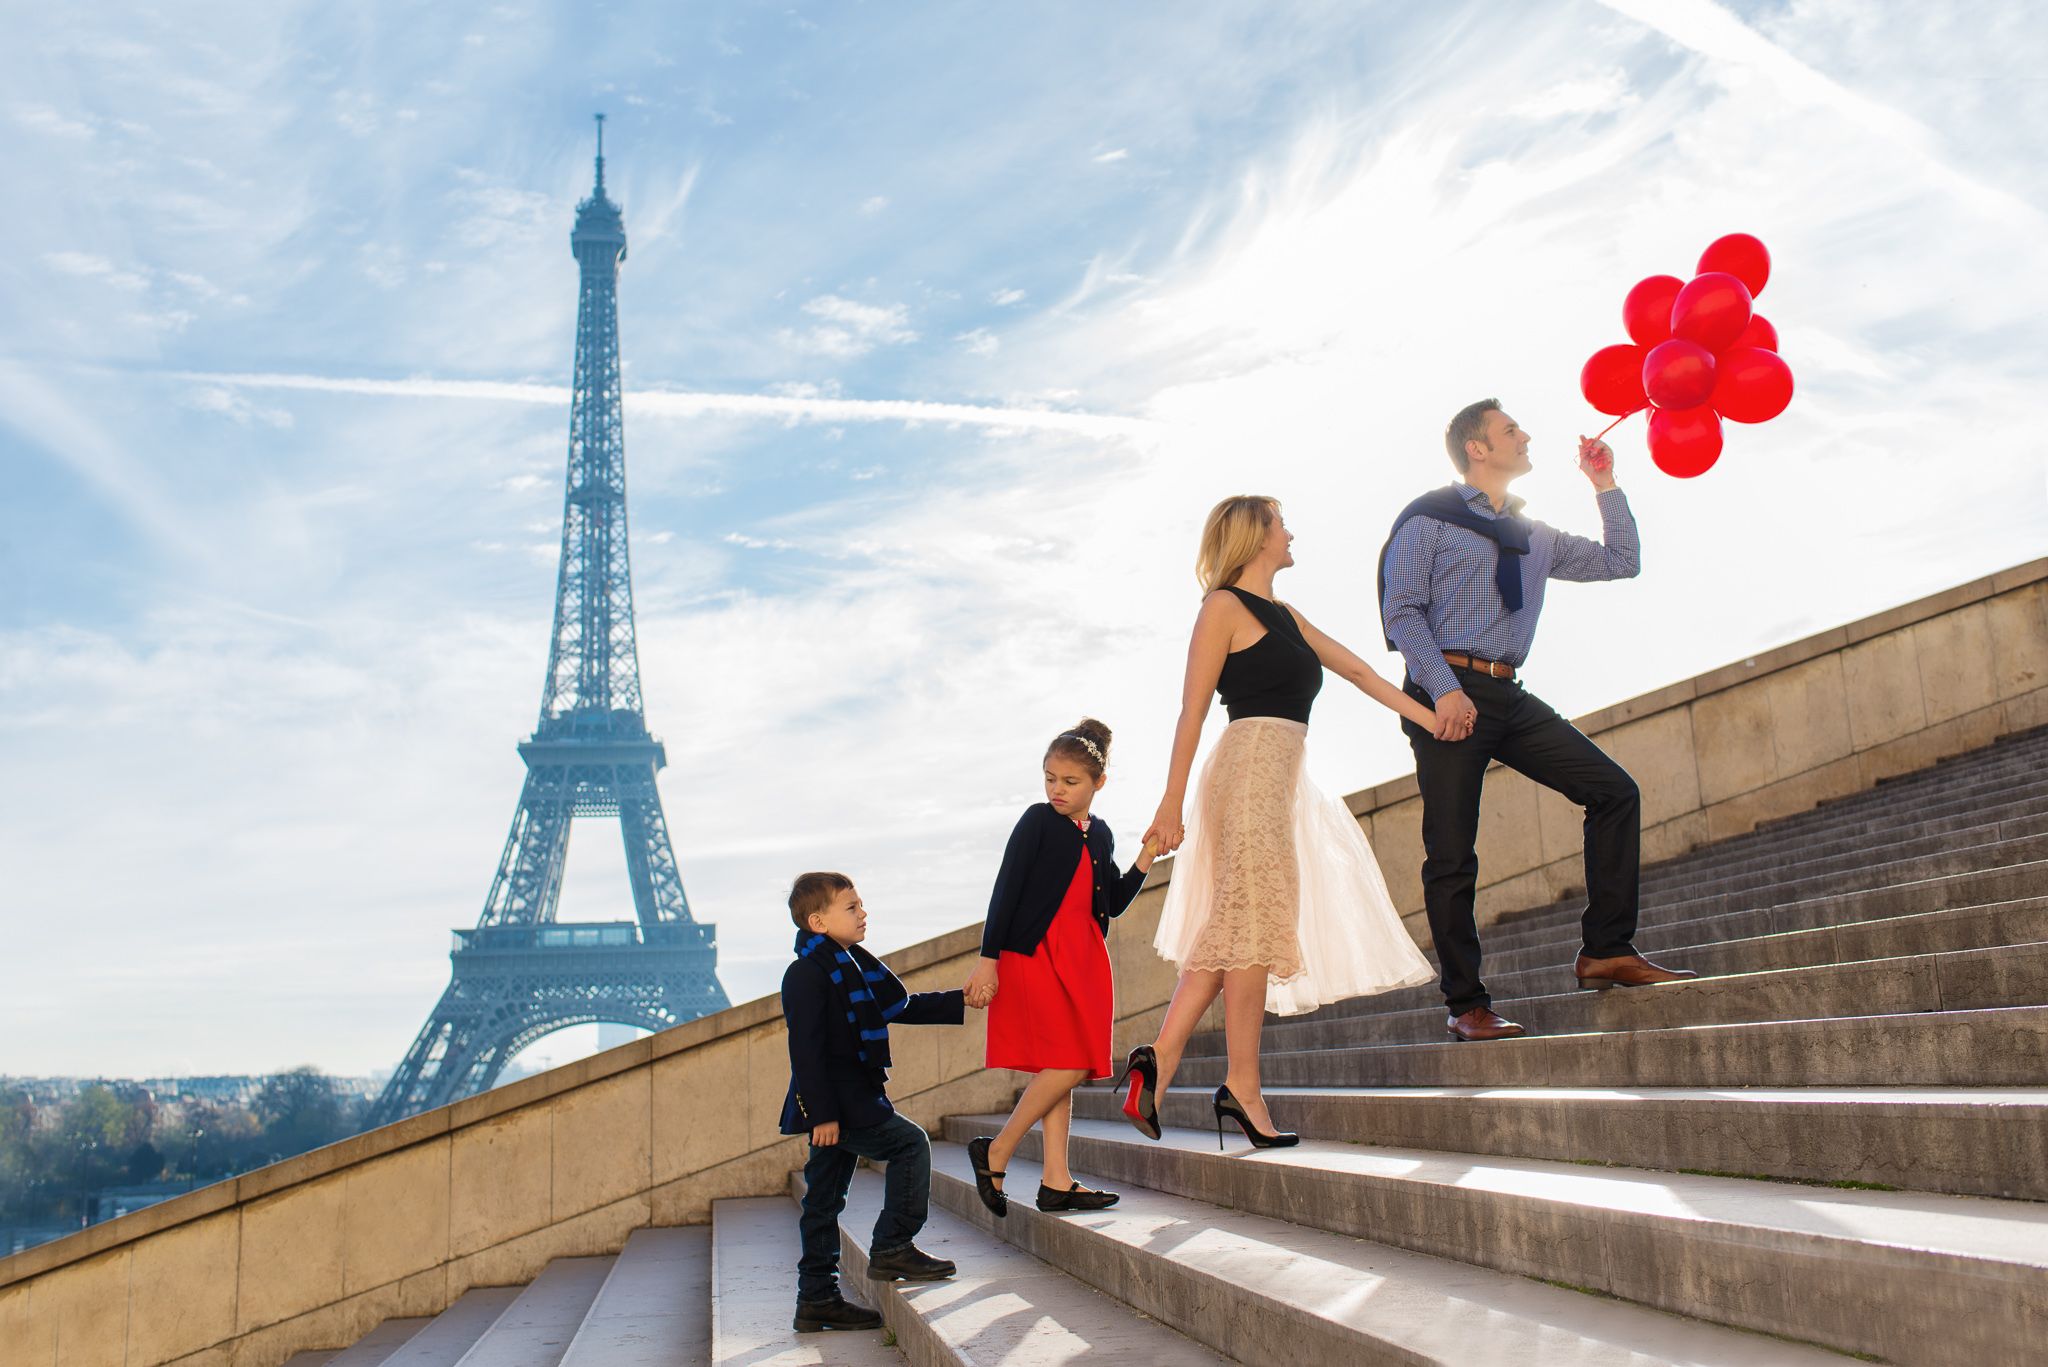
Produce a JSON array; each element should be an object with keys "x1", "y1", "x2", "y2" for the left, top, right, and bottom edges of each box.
[{"x1": 807, "y1": 885, "x2": 868, "y2": 946}]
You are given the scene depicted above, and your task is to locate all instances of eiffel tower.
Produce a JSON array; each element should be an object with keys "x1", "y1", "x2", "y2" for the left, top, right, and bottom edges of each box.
[{"x1": 370, "y1": 118, "x2": 729, "y2": 1125}]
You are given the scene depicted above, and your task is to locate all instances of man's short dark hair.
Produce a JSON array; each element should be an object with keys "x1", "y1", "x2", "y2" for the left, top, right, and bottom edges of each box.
[
  {"x1": 1444, "y1": 398, "x2": 1501, "y2": 474},
  {"x1": 789, "y1": 871, "x2": 854, "y2": 930}
]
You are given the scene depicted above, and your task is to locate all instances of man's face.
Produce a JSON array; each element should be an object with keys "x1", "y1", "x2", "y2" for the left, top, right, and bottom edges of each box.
[
  {"x1": 808, "y1": 886, "x2": 868, "y2": 946},
  {"x1": 1470, "y1": 409, "x2": 1533, "y2": 478}
]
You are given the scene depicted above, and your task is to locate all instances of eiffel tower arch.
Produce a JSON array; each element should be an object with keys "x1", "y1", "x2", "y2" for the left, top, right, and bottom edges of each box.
[{"x1": 370, "y1": 119, "x2": 729, "y2": 1126}]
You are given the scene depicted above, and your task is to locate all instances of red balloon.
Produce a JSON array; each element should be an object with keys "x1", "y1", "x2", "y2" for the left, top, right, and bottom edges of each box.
[
  {"x1": 1648, "y1": 406, "x2": 1723, "y2": 478},
  {"x1": 1671, "y1": 272, "x2": 1754, "y2": 352},
  {"x1": 1733, "y1": 313, "x2": 1778, "y2": 352},
  {"x1": 1712, "y1": 347, "x2": 1794, "y2": 423},
  {"x1": 1642, "y1": 339, "x2": 1716, "y2": 410},
  {"x1": 1698, "y1": 233, "x2": 1771, "y2": 297},
  {"x1": 1581, "y1": 343, "x2": 1647, "y2": 416},
  {"x1": 1623, "y1": 275, "x2": 1685, "y2": 347}
]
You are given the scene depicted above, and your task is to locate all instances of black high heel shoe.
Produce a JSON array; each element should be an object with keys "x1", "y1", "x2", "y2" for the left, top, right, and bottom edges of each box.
[
  {"x1": 1114, "y1": 1045, "x2": 1162, "y2": 1140},
  {"x1": 1212, "y1": 1085, "x2": 1299, "y2": 1151}
]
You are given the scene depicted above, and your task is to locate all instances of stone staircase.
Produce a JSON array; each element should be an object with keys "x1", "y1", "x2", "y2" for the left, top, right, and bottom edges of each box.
[{"x1": 285, "y1": 724, "x2": 2048, "y2": 1365}]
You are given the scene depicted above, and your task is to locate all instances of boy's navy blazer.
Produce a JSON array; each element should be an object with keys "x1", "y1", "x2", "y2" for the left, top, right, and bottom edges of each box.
[
  {"x1": 980, "y1": 802, "x2": 1147, "y2": 960},
  {"x1": 779, "y1": 954, "x2": 963, "y2": 1134}
]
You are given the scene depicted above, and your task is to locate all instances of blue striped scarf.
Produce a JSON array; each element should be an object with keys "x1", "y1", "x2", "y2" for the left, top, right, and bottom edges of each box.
[{"x1": 794, "y1": 930, "x2": 910, "y2": 1071}]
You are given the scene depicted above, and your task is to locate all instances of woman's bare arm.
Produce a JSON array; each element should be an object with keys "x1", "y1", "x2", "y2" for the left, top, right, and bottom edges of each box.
[
  {"x1": 1286, "y1": 605, "x2": 1440, "y2": 732},
  {"x1": 1144, "y1": 592, "x2": 1239, "y2": 853}
]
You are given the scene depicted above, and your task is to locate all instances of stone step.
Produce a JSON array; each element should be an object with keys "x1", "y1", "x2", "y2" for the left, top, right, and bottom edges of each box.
[
  {"x1": 327, "y1": 1317, "x2": 429, "y2": 1366},
  {"x1": 1292, "y1": 895, "x2": 2048, "y2": 1026},
  {"x1": 816, "y1": 1167, "x2": 1227, "y2": 1365},
  {"x1": 1631, "y1": 772, "x2": 2048, "y2": 886},
  {"x1": 1625, "y1": 808, "x2": 2048, "y2": 920},
  {"x1": 560, "y1": 1226, "x2": 711, "y2": 1367},
  {"x1": 453, "y1": 1256, "x2": 615, "y2": 1367},
  {"x1": 937, "y1": 1121, "x2": 2048, "y2": 1367},
  {"x1": 1472, "y1": 833, "x2": 2048, "y2": 956},
  {"x1": 1786, "y1": 737, "x2": 2048, "y2": 813},
  {"x1": 280, "y1": 1355, "x2": 336, "y2": 1366},
  {"x1": 923, "y1": 1141, "x2": 1843, "y2": 1365},
  {"x1": 381, "y1": 1288, "x2": 522, "y2": 1367},
  {"x1": 1070, "y1": 1084, "x2": 2048, "y2": 1200},
  {"x1": 1447, "y1": 859, "x2": 2048, "y2": 984},
  {"x1": 1245, "y1": 939, "x2": 2048, "y2": 1051},
  {"x1": 1632, "y1": 798, "x2": 2048, "y2": 897},
  {"x1": 1495, "y1": 818, "x2": 2048, "y2": 947},
  {"x1": 710, "y1": 1197, "x2": 901, "y2": 1366},
  {"x1": 1768, "y1": 734, "x2": 2048, "y2": 817},
  {"x1": 1178, "y1": 1004, "x2": 2048, "y2": 1088}
]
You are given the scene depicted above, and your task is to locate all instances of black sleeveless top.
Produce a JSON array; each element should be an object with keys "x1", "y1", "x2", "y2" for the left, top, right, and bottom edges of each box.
[{"x1": 1216, "y1": 586, "x2": 1323, "y2": 723}]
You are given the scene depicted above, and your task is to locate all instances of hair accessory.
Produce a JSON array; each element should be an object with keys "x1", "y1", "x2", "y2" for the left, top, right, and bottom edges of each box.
[{"x1": 1059, "y1": 733, "x2": 1106, "y2": 767}]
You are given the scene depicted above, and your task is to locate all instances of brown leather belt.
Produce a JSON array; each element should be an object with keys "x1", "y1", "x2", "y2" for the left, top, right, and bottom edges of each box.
[{"x1": 1443, "y1": 651, "x2": 1517, "y2": 681}]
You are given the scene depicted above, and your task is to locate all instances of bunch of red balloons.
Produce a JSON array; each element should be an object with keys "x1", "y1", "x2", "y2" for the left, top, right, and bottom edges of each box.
[{"x1": 1580, "y1": 233, "x2": 1793, "y2": 478}]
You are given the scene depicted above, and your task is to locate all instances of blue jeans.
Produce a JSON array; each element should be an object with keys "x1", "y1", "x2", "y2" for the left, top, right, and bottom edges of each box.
[{"x1": 796, "y1": 1113, "x2": 931, "y2": 1302}]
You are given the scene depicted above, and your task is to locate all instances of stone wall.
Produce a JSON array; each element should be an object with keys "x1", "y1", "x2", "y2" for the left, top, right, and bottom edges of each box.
[{"x1": 3, "y1": 558, "x2": 2042, "y2": 1367}]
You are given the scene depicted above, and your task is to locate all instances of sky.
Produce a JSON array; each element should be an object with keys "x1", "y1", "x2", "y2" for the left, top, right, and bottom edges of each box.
[{"x1": 1, "y1": 0, "x2": 2043, "y2": 1079}]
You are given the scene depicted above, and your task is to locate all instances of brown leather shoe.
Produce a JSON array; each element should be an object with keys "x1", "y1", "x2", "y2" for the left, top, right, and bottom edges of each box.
[
  {"x1": 1574, "y1": 952, "x2": 1699, "y2": 990},
  {"x1": 1446, "y1": 1007, "x2": 1526, "y2": 1041}
]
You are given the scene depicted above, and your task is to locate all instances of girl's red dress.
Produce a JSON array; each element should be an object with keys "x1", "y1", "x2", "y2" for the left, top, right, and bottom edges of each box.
[{"x1": 985, "y1": 837, "x2": 1115, "y2": 1079}]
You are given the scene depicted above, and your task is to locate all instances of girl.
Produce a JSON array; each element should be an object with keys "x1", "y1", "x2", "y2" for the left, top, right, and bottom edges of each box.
[
  {"x1": 1126, "y1": 496, "x2": 1437, "y2": 1149},
  {"x1": 962, "y1": 719, "x2": 1157, "y2": 1216}
]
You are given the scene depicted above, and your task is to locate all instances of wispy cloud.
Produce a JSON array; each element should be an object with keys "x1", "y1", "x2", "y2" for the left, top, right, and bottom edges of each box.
[
  {"x1": 1593, "y1": 0, "x2": 2043, "y2": 228},
  {"x1": 779, "y1": 293, "x2": 919, "y2": 358}
]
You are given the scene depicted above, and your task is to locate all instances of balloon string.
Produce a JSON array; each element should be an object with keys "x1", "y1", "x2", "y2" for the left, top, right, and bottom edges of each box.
[{"x1": 1593, "y1": 406, "x2": 1646, "y2": 443}]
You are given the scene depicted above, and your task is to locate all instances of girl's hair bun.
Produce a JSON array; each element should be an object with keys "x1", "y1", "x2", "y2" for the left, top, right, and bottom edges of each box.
[{"x1": 1046, "y1": 717, "x2": 1112, "y2": 777}]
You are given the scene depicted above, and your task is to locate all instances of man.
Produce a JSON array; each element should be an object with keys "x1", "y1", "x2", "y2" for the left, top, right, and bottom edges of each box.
[{"x1": 1378, "y1": 399, "x2": 1694, "y2": 1043}]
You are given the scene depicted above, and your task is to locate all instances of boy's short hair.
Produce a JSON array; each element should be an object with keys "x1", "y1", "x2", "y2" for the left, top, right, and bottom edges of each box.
[{"x1": 789, "y1": 871, "x2": 855, "y2": 930}]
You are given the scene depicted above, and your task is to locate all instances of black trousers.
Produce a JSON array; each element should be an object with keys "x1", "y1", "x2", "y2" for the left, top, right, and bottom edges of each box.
[
  {"x1": 796, "y1": 1113, "x2": 931, "y2": 1302},
  {"x1": 1404, "y1": 669, "x2": 1641, "y2": 1016}
]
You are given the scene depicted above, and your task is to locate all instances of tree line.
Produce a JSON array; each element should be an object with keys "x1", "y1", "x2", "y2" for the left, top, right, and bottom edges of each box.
[{"x1": 0, "y1": 1068, "x2": 365, "y2": 1235}]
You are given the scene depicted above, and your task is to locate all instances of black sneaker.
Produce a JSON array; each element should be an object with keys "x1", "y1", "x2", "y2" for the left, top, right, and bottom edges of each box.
[
  {"x1": 792, "y1": 1294, "x2": 883, "y2": 1333},
  {"x1": 866, "y1": 1242, "x2": 957, "y2": 1282}
]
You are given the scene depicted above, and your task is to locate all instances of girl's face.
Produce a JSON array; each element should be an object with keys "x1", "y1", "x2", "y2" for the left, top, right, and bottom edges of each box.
[{"x1": 1044, "y1": 754, "x2": 1106, "y2": 818}]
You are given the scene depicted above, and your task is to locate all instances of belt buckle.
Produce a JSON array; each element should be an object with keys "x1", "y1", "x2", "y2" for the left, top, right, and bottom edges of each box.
[{"x1": 1489, "y1": 660, "x2": 1505, "y2": 679}]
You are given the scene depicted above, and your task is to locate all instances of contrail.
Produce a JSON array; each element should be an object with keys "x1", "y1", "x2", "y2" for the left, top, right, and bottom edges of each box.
[{"x1": 170, "y1": 371, "x2": 1155, "y2": 441}]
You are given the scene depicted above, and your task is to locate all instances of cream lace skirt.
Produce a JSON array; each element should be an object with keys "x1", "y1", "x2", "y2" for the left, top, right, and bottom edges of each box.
[{"x1": 1154, "y1": 717, "x2": 1434, "y2": 1016}]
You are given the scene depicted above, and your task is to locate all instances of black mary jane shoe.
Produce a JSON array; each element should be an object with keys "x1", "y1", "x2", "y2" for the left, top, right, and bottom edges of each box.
[
  {"x1": 1036, "y1": 1182, "x2": 1120, "y2": 1212},
  {"x1": 966, "y1": 1135, "x2": 1008, "y2": 1217},
  {"x1": 1213, "y1": 1084, "x2": 1300, "y2": 1151}
]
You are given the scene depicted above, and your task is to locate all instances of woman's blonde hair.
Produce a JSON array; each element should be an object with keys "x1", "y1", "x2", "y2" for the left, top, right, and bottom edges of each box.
[{"x1": 1195, "y1": 495, "x2": 1280, "y2": 593}]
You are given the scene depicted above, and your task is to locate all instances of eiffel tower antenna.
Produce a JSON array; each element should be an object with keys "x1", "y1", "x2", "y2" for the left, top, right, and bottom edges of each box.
[{"x1": 371, "y1": 122, "x2": 728, "y2": 1124}]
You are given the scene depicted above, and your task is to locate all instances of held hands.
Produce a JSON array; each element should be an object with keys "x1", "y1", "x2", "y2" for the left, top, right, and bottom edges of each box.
[
  {"x1": 1576, "y1": 435, "x2": 1618, "y2": 492},
  {"x1": 964, "y1": 958, "x2": 998, "y2": 1010},
  {"x1": 1133, "y1": 834, "x2": 1161, "y2": 874},
  {"x1": 1143, "y1": 801, "x2": 1186, "y2": 856},
  {"x1": 1434, "y1": 689, "x2": 1477, "y2": 742},
  {"x1": 810, "y1": 1121, "x2": 840, "y2": 1147}
]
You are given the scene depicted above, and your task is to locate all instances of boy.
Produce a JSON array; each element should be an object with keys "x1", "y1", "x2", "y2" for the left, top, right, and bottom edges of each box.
[{"x1": 781, "y1": 871, "x2": 977, "y2": 1333}]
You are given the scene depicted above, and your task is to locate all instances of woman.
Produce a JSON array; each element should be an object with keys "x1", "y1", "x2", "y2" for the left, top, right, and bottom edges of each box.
[{"x1": 1127, "y1": 495, "x2": 1437, "y2": 1148}]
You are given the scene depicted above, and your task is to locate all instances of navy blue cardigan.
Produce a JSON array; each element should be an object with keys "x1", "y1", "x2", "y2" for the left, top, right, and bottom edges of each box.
[
  {"x1": 979, "y1": 803, "x2": 1148, "y2": 960},
  {"x1": 779, "y1": 955, "x2": 964, "y2": 1134}
]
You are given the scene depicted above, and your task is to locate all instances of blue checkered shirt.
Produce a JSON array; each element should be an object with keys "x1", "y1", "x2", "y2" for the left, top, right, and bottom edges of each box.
[{"x1": 1381, "y1": 483, "x2": 1640, "y2": 702}]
